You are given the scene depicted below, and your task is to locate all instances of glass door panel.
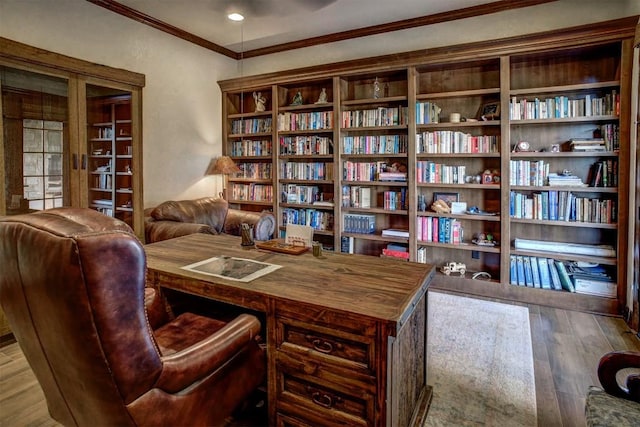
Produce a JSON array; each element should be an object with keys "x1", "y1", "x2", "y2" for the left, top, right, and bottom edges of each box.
[{"x1": 1, "y1": 66, "x2": 69, "y2": 214}]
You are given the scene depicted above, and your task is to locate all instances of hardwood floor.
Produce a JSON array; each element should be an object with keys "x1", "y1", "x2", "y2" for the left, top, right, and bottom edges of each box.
[{"x1": 0, "y1": 302, "x2": 638, "y2": 426}]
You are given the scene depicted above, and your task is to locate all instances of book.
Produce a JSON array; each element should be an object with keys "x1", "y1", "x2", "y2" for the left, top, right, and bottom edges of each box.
[
  {"x1": 554, "y1": 261, "x2": 575, "y2": 292},
  {"x1": 523, "y1": 256, "x2": 533, "y2": 287},
  {"x1": 573, "y1": 277, "x2": 617, "y2": 298},
  {"x1": 381, "y1": 228, "x2": 410, "y2": 238},
  {"x1": 510, "y1": 255, "x2": 518, "y2": 285},
  {"x1": 537, "y1": 257, "x2": 552, "y2": 290},
  {"x1": 548, "y1": 258, "x2": 562, "y2": 290},
  {"x1": 516, "y1": 256, "x2": 525, "y2": 286},
  {"x1": 514, "y1": 238, "x2": 616, "y2": 257},
  {"x1": 530, "y1": 256, "x2": 541, "y2": 288},
  {"x1": 360, "y1": 187, "x2": 371, "y2": 208}
]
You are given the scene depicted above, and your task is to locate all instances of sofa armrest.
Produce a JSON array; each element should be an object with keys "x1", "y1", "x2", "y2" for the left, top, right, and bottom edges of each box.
[
  {"x1": 598, "y1": 350, "x2": 640, "y2": 402},
  {"x1": 224, "y1": 209, "x2": 275, "y2": 240},
  {"x1": 145, "y1": 220, "x2": 216, "y2": 244}
]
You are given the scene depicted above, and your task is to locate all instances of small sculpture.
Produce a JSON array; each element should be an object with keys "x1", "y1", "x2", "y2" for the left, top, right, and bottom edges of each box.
[
  {"x1": 315, "y1": 88, "x2": 328, "y2": 104},
  {"x1": 290, "y1": 91, "x2": 303, "y2": 106},
  {"x1": 373, "y1": 77, "x2": 380, "y2": 99},
  {"x1": 253, "y1": 91, "x2": 266, "y2": 112},
  {"x1": 441, "y1": 262, "x2": 466, "y2": 276}
]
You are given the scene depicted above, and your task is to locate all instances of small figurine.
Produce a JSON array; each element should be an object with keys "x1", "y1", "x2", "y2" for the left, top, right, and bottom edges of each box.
[
  {"x1": 290, "y1": 91, "x2": 303, "y2": 106},
  {"x1": 315, "y1": 88, "x2": 328, "y2": 104},
  {"x1": 441, "y1": 262, "x2": 466, "y2": 276},
  {"x1": 373, "y1": 77, "x2": 380, "y2": 99},
  {"x1": 253, "y1": 91, "x2": 266, "y2": 112}
]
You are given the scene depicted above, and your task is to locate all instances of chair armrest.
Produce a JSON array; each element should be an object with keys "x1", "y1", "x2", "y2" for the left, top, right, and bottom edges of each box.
[
  {"x1": 224, "y1": 209, "x2": 275, "y2": 240},
  {"x1": 145, "y1": 220, "x2": 216, "y2": 243},
  {"x1": 598, "y1": 350, "x2": 640, "y2": 402},
  {"x1": 155, "y1": 313, "x2": 262, "y2": 393},
  {"x1": 144, "y1": 288, "x2": 171, "y2": 329}
]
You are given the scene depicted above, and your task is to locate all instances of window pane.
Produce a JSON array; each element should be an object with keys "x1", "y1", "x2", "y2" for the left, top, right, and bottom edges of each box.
[
  {"x1": 46, "y1": 175, "x2": 63, "y2": 197},
  {"x1": 45, "y1": 154, "x2": 62, "y2": 175},
  {"x1": 24, "y1": 176, "x2": 43, "y2": 200},
  {"x1": 45, "y1": 130, "x2": 63, "y2": 152},
  {"x1": 23, "y1": 128, "x2": 43, "y2": 151},
  {"x1": 23, "y1": 153, "x2": 43, "y2": 175},
  {"x1": 43, "y1": 120, "x2": 63, "y2": 130}
]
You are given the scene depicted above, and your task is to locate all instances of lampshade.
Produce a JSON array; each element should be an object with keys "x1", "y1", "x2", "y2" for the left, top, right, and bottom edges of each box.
[{"x1": 205, "y1": 156, "x2": 240, "y2": 175}]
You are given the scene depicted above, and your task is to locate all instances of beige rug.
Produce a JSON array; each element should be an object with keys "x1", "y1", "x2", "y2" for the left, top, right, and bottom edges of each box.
[{"x1": 426, "y1": 291, "x2": 537, "y2": 426}]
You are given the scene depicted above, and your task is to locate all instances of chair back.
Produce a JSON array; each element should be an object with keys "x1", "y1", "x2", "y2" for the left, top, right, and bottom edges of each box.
[{"x1": 0, "y1": 208, "x2": 162, "y2": 426}]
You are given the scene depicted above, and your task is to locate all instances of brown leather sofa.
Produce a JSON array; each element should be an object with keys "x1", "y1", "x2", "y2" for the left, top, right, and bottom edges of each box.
[
  {"x1": 145, "y1": 197, "x2": 275, "y2": 243},
  {"x1": 0, "y1": 208, "x2": 266, "y2": 426}
]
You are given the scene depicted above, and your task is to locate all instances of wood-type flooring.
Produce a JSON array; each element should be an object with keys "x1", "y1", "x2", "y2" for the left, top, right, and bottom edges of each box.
[{"x1": 0, "y1": 299, "x2": 638, "y2": 426}]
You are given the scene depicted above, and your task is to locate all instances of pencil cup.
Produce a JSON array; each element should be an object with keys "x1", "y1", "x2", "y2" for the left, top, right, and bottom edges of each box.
[{"x1": 312, "y1": 241, "x2": 322, "y2": 257}]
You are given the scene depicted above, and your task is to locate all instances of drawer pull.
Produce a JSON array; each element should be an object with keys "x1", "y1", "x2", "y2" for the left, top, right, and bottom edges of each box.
[
  {"x1": 305, "y1": 335, "x2": 341, "y2": 354},
  {"x1": 310, "y1": 391, "x2": 342, "y2": 409}
]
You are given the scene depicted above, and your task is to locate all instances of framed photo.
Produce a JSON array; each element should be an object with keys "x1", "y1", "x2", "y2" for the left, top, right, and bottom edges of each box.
[
  {"x1": 433, "y1": 192, "x2": 459, "y2": 206},
  {"x1": 478, "y1": 101, "x2": 500, "y2": 121}
]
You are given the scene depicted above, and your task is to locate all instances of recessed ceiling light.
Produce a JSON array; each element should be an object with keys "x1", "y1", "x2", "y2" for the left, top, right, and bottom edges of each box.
[{"x1": 227, "y1": 13, "x2": 244, "y2": 21}]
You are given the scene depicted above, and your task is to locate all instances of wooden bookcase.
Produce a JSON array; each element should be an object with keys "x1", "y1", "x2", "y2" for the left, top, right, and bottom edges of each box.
[
  {"x1": 86, "y1": 95, "x2": 136, "y2": 226},
  {"x1": 219, "y1": 17, "x2": 636, "y2": 315}
]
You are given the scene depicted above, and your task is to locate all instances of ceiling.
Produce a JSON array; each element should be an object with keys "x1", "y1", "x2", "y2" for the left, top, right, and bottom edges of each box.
[{"x1": 88, "y1": 0, "x2": 556, "y2": 59}]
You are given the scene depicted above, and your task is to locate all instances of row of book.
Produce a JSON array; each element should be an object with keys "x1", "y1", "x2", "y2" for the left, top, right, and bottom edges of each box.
[
  {"x1": 416, "y1": 216, "x2": 464, "y2": 244},
  {"x1": 416, "y1": 161, "x2": 468, "y2": 184},
  {"x1": 94, "y1": 174, "x2": 112, "y2": 190},
  {"x1": 231, "y1": 118, "x2": 272, "y2": 134},
  {"x1": 509, "y1": 90, "x2": 619, "y2": 120},
  {"x1": 510, "y1": 190, "x2": 617, "y2": 223},
  {"x1": 235, "y1": 162, "x2": 272, "y2": 180},
  {"x1": 278, "y1": 136, "x2": 332, "y2": 156},
  {"x1": 343, "y1": 213, "x2": 376, "y2": 234},
  {"x1": 342, "y1": 135, "x2": 408, "y2": 155},
  {"x1": 415, "y1": 101, "x2": 442, "y2": 124},
  {"x1": 509, "y1": 256, "x2": 616, "y2": 297},
  {"x1": 600, "y1": 124, "x2": 620, "y2": 151},
  {"x1": 229, "y1": 183, "x2": 273, "y2": 202},
  {"x1": 341, "y1": 107, "x2": 409, "y2": 128},
  {"x1": 509, "y1": 160, "x2": 550, "y2": 187},
  {"x1": 382, "y1": 190, "x2": 408, "y2": 211},
  {"x1": 281, "y1": 208, "x2": 333, "y2": 232},
  {"x1": 342, "y1": 161, "x2": 407, "y2": 182},
  {"x1": 416, "y1": 131, "x2": 499, "y2": 154},
  {"x1": 277, "y1": 111, "x2": 333, "y2": 131},
  {"x1": 343, "y1": 186, "x2": 408, "y2": 210},
  {"x1": 279, "y1": 161, "x2": 333, "y2": 180},
  {"x1": 342, "y1": 185, "x2": 371, "y2": 208},
  {"x1": 587, "y1": 159, "x2": 618, "y2": 187},
  {"x1": 229, "y1": 139, "x2": 272, "y2": 157},
  {"x1": 281, "y1": 184, "x2": 322, "y2": 205}
]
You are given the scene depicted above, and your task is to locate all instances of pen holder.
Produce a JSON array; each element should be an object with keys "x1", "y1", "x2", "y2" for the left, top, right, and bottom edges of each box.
[{"x1": 240, "y1": 223, "x2": 255, "y2": 247}]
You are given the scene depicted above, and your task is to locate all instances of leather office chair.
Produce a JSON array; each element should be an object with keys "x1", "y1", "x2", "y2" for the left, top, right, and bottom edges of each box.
[{"x1": 0, "y1": 208, "x2": 266, "y2": 426}]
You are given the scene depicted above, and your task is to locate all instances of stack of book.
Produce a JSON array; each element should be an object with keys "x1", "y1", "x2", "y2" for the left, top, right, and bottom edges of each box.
[
  {"x1": 381, "y1": 243, "x2": 409, "y2": 261},
  {"x1": 547, "y1": 173, "x2": 586, "y2": 187},
  {"x1": 569, "y1": 138, "x2": 606, "y2": 152},
  {"x1": 566, "y1": 262, "x2": 617, "y2": 298},
  {"x1": 381, "y1": 228, "x2": 410, "y2": 238}
]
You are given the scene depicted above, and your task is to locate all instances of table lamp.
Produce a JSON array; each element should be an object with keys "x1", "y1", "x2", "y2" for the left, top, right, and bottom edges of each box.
[{"x1": 205, "y1": 155, "x2": 240, "y2": 199}]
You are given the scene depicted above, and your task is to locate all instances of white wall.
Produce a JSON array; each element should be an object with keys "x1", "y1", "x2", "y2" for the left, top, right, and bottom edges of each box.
[
  {"x1": 1, "y1": 0, "x2": 638, "y2": 207},
  {"x1": 0, "y1": 0, "x2": 236, "y2": 207}
]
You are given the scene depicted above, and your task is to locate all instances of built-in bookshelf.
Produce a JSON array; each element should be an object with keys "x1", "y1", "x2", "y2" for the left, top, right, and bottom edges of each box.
[
  {"x1": 219, "y1": 18, "x2": 635, "y2": 315},
  {"x1": 86, "y1": 95, "x2": 136, "y2": 227}
]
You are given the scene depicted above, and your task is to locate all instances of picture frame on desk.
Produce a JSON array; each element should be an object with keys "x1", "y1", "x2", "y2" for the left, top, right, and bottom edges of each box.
[
  {"x1": 433, "y1": 192, "x2": 459, "y2": 206},
  {"x1": 478, "y1": 101, "x2": 500, "y2": 121}
]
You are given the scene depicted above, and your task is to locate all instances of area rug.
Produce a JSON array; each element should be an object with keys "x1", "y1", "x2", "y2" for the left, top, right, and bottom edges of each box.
[{"x1": 426, "y1": 291, "x2": 537, "y2": 426}]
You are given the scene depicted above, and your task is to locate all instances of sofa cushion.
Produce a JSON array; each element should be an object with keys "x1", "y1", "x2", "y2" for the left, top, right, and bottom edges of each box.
[
  {"x1": 585, "y1": 386, "x2": 640, "y2": 426},
  {"x1": 151, "y1": 197, "x2": 228, "y2": 233}
]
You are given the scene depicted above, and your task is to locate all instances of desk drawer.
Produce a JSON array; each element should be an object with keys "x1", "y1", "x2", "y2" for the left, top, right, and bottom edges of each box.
[{"x1": 276, "y1": 368, "x2": 373, "y2": 427}]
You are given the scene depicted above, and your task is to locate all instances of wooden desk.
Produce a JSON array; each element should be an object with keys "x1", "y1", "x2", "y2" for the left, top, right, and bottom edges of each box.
[{"x1": 145, "y1": 234, "x2": 434, "y2": 427}]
